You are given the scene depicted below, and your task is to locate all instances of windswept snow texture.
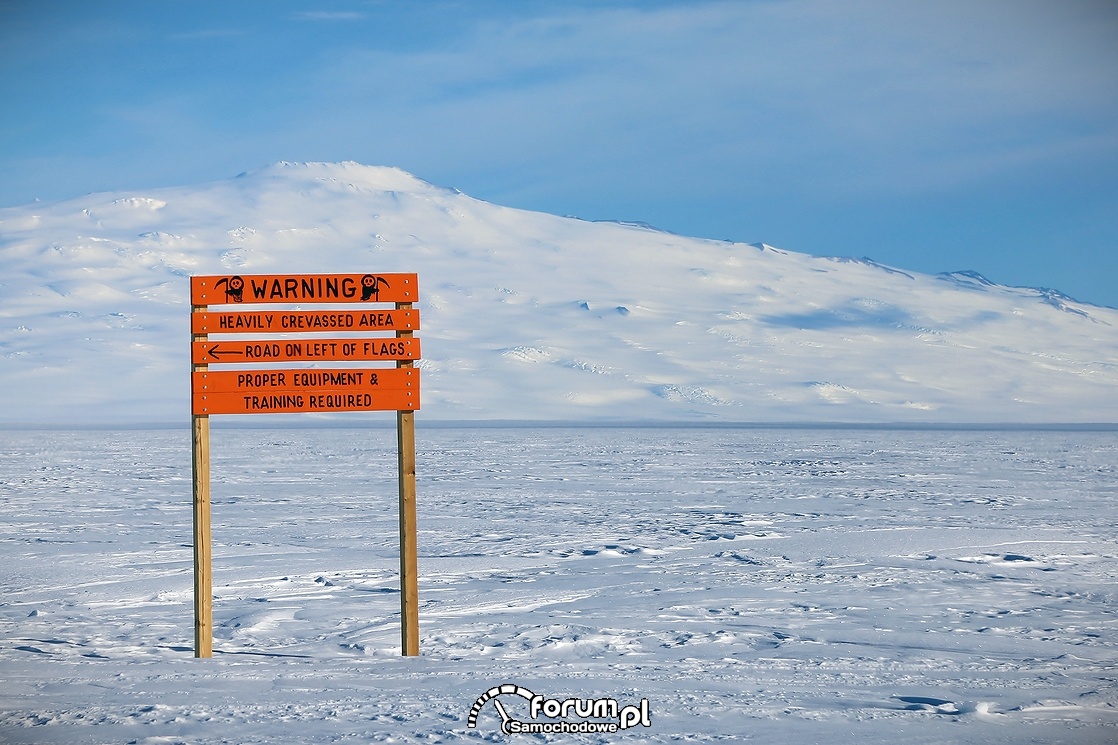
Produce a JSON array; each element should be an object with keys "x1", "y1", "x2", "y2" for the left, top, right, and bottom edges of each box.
[
  {"x1": 1, "y1": 161, "x2": 1117, "y2": 424},
  {"x1": 1, "y1": 426, "x2": 1116, "y2": 744}
]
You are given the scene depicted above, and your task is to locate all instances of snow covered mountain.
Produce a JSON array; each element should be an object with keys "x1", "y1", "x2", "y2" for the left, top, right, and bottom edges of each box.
[{"x1": 1, "y1": 161, "x2": 1115, "y2": 425}]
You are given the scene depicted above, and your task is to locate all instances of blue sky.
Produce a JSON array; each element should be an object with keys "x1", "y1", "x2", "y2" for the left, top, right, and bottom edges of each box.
[{"x1": 3, "y1": 0, "x2": 1117, "y2": 307}]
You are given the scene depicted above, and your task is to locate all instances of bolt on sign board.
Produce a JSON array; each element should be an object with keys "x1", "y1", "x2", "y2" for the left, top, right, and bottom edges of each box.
[{"x1": 190, "y1": 272, "x2": 421, "y2": 658}]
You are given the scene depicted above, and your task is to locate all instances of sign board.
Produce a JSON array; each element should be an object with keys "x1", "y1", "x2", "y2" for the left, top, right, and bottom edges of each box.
[
  {"x1": 194, "y1": 389, "x2": 418, "y2": 415},
  {"x1": 191, "y1": 309, "x2": 419, "y2": 334},
  {"x1": 191, "y1": 273, "x2": 418, "y2": 305},
  {"x1": 193, "y1": 367, "x2": 420, "y2": 415},
  {"x1": 191, "y1": 338, "x2": 421, "y2": 365},
  {"x1": 190, "y1": 272, "x2": 421, "y2": 659},
  {"x1": 193, "y1": 367, "x2": 418, "y2": 393}
]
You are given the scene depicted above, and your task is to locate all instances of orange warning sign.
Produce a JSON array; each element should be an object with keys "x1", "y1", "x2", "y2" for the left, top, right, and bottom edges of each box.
[
  {"x1": 190, "y1": 271, "x2": 421, "y2": 416},
  {"x1": 191, "y1": 273, "x2": 418, "y2": 305},
  {"x1": 193, "y1": 388, "x2": 419, "y2": 416},
  {"x1": 191, "y1": 309, "x2": 419, "y2": 334},
  {"x1": 193, "y1": 367, "x2": 418, "y2": 394},
  {"x1": 191, "y1": 337, "x2": 420, "y2": 364}
]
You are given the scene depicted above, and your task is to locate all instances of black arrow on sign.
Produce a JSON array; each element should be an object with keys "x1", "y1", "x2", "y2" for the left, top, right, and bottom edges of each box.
[{"x1": 205, "y1": 344, "x2": 244, "y2": 360}]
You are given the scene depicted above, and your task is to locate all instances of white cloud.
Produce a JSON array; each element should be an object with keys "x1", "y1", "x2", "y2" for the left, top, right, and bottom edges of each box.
[{"x1": 290, "y1": 0, "x2": 1118, "y2": 201}]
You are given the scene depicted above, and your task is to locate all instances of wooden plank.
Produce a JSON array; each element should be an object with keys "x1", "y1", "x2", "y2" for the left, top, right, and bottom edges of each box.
[
  {"x1": 191, "y1": 273, "x2": 418, "y2": 305},
  {"x1": 193, "y1": 367, "x2": 418, "y2": 394},
  {"x1": 396, "y1": 300, "x2": 420, "y2": 656},
  {"x1": 193, "y1": 387, "x2": 419, "y2": 415},
  {"x1": 191, "y1": 308, "x2": 419, "y2": 334},
  {"x1": 398, "y1": 409, "x2": 419, "y2": 655},
  {"x1": 191, "y1": 301, "x2": 213, "y2": 659},
  {"x1": 191, "y1": 414, "x2": 212, "y2": 657},
  {"x1": 191, "y1": 337, "x2": 420, "y2": 364}
]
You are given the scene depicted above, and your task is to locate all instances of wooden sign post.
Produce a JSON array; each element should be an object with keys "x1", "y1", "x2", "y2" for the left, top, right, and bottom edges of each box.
[{"x1": 189, "y1": 273, "x2": 422, "y2": 658}]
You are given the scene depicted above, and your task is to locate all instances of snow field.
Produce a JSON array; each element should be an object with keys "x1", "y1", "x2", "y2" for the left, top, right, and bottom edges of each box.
[{"x1": 0, "y1": 426, "x2": 1116, "y2": 743}]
